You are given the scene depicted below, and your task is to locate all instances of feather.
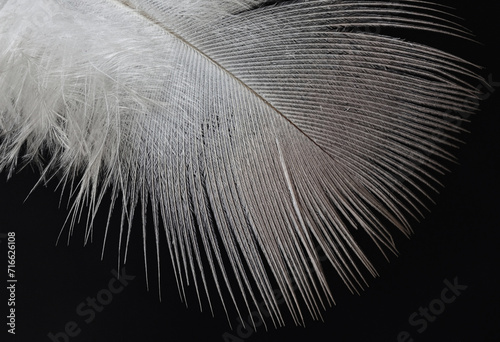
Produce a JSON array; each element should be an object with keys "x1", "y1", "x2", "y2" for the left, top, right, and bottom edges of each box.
[{"x1": 0, "y1": 0, "x2": 479, "y2": 327}]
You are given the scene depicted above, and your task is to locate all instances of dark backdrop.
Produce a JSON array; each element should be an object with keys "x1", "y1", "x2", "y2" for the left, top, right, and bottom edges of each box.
[{"x1": 1, "y1": 1, "x2": 498, "y2": 341}]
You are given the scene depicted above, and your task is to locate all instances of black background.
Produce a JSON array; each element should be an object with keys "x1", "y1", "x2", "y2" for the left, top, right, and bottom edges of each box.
[{"x1": 1, "y1": 1, "x2": 499, "y2": 341}]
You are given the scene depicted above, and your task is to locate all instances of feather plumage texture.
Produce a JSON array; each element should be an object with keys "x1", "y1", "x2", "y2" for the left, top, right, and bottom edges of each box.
[{"x1": 0, "y1": 0, "x2": 479, "y2": 327}]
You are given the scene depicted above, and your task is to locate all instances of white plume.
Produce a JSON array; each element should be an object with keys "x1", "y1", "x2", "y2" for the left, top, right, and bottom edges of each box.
[{"x1": 0, "y1": 0, "x2": 479, "y2": 327}]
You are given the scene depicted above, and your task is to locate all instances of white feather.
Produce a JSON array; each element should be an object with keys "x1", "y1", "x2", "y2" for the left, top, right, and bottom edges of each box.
[{"x1": 0, "y1": 0, "x2": 479, "y2": 326}]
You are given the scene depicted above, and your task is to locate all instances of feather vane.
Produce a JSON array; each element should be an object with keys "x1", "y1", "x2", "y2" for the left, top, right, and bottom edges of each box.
[{"x1": 0, "y1": 0, "x2": 479, "y2": 326}]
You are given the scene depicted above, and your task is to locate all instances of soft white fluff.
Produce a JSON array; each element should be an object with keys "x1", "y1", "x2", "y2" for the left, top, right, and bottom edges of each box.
[{"x1": 0, "y1": 0, "x2": 479, "y2": 327}]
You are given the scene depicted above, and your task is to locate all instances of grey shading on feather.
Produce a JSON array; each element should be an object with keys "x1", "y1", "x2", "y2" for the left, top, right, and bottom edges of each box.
[{"x1": 0, "y1": 0, "x2": 479, "y2": 328}]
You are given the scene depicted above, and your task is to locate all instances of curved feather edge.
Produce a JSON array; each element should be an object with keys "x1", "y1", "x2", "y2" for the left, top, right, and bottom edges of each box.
[{"x1": 0, "y1": 0, "x2": 480, "y2": 328}]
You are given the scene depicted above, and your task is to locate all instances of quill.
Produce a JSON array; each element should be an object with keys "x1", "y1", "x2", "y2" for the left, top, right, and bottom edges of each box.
[{"x1": 0, "y1": 0, "x2": 479, "y2": 327}]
